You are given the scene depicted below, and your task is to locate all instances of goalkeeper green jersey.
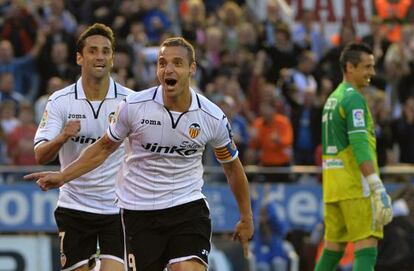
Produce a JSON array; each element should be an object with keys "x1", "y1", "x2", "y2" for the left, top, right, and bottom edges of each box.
[{"x1": 321, "y1": 82, "x2": 379, "y2": 202}]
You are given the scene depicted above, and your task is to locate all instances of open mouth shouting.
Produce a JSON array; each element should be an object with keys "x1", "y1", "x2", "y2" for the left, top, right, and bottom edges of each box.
[
  {"x1": 164, "y1": 78, "x2": 177, "y2": 89},
  {"x1": 94, "y1": 63, "x2": 106, "y2": 71}
]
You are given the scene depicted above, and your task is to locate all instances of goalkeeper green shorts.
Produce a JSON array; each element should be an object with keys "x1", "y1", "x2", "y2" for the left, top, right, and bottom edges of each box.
[{"x1": 324, "y1": 197, "x2": 383, "y2": 243}]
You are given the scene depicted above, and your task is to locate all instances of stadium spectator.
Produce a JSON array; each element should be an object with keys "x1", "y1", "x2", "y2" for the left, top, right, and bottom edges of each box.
[
  {"x1": 1, "y1": 0, "x2": 38, "y2": 56},
  {"x1": 361, "y1": 16, "x2": 391, "y2": 75},
  {"x1": 264, "y1": 22, "x2": 301, "y2": 84},
  {"x1": 0, "y1": 100, "x2": 19, "y2": 136},
  {"x1": 41, "y1": 0, "x2": 78, "y2": 35},
  {"x1": 111, "y1": 41, "x2": 136, "y2": 89},
  {"x1": 278, "y1": 51, "x2": 322, "y2": 166},
  {"x1": 219, "y1": 95, "x2": 250, "y2": 163},
  {"x1": 373, "y1": 0, "x2": 414, "y2": 43},
  {"x1": 383, "y1": 24, "x2": 414, "y2": 82},
  {"x1": 280, "y1": 50, "x2": 318, "y2": 105},
  {"x1": 0, "y1": 72, "x2": 26, "y2": 106},
  {"x1": 292, "y1": 8, "x2": 327, "y2": 60},
  {"x1": 180, "y1": 0, "x2": 207, "y2": 47},
  {"x1": 140, "y1": 1, "x2": 171, "y2": 44},
  {"x1": 125, "y1": 21, "x2": 159, "y2": 89},
  {"x1": 110, "y1": 0, "x2": 142, "y2": 40},
  {"x1": 386, "y1": 25, "x2": 414, "y2": 113},
  {"x1": 392, "y1": 97, "x2": 414, "y2": 164},
  {"x1": 0, "y1": 122, "x2": 9, "y2": 166},
  {"x1": 0, "y1": 32, "x2": 45, "y2": 100},
  {"x1": 249, "y1": 98, "x2": 294, "y2": 182},
  {"x1": 38, "y1": 41, "x2": 79, "y2": 94},
  {"x1": 377, "y1": 183, "x2": 414, "y2": 270},
  {"x1": 217, "y1": 1, "x2": 244, "y2": 52},
  {"x1": 367, "y1": 89, "x2": 395, "y2": 167},
  {"x1": 289, "y1": 87, "x2": 322, "y2": 166},
  {"x1": 256, "y1": 0, "x2": 293, "y2": 47},
  {"x1": 198, "y1": 26, "x2": 225, "y2": 89},
  {"x1": 6, "y1": 102, "x2": 36, "y2": 165},
  {"x1": 246, "y1": 50, "x2": 269, "y2": 116},
  {"x1": 38, "y1": 13, "x2": 77, "y2": 70},
  {"x1": 317, "y1": 17, "x2": 359, "y2": 87},
  {"x1": 317, "y1": 76, "x2": 334, "y2": 107},
  {"x1": 34, "y1": 76, "x2": 66, "y2": 124},
  {"x1": 252, "y1": 200, "x2": 290, "y2": 271},
  {"x1": 237, "y1": 22, "x2": 260, "y2": 53},
  {"x1": 75, "y1": 0, "x2": 119, "y2": 26}
]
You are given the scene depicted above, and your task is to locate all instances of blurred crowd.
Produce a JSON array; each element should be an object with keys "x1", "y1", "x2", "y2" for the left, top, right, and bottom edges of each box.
[{"x1": 1, "y1": 0, "x2": 414, "y2": 181}]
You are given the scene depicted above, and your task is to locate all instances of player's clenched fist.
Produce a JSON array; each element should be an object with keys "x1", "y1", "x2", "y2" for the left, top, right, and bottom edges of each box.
[
  {"x1": 367, "y1": 174, "x2": 393, "y2": 226},
  {"x1": 62, "y1": 120, "x2": 81, "y2": 139}
]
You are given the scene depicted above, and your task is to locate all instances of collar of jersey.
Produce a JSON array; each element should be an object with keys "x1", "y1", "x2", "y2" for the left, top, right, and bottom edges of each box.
[
  {"x1": 153, "y1": 86, "x2": 201, "y2": 111},
  {"x1": 341, "y1": 81, "x2": 356, "y2": 92},
  {"x1": 75, "y1": 77, "x2": 117, "y2": 100}
]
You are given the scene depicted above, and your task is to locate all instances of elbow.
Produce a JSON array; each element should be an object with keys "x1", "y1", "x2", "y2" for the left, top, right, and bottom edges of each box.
[
  {"x1": 34, "y1": 151, "x2": 51, "y2": 165},
  {"x1": 35, "y1": 155, "x2": 47, "y2": 165}
]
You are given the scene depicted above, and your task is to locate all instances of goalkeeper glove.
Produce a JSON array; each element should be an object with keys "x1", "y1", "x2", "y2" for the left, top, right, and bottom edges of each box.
[{"x1": 366, "y1": 174, "x2": 393, "y2": 226}]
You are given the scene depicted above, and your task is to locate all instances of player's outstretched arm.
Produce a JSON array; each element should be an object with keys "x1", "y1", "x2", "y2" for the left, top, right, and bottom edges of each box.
[
  {"x1": 222, "y1": 157, "x2": 254, "y2": 258},
  {"x1": 25, "y1": 134, "x2": 121, "y2": 190}
]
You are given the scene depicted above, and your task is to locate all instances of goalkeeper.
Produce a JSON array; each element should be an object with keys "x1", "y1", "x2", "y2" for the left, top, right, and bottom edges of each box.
[{"x1": 315, "y1": 43, "x2": 393, "y2": 271}]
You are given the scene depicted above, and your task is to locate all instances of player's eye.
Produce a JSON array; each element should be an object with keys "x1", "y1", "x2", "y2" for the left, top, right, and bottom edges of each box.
[{"x1": 174, "y1": 60, "x2": 183, "y2": 67}]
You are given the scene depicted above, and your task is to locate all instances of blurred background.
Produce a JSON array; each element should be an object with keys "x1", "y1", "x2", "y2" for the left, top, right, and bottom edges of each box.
[{"x1": 1, "y1": 0, "x2": 414, "y2": 270}]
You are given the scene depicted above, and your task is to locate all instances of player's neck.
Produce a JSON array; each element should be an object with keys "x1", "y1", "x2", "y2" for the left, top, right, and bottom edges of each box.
[
  {"x1": 82, "y1": 75, "x2": 110, "y2": 101},
  {"x1": 342, "y1": 77, "x2": 362, "y2": 93},
  {"x1": 163, "y1": 90, "x2": 191, "y2": 112}
]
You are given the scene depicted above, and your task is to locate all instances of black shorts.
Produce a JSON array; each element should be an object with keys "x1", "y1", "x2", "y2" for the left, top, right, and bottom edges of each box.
[
  {"x1": 54, "y1": 207, "x2": 124, "y2": 271},
  {"x1": 122, "y1": 199, "x2": 212, "y2": 271}
]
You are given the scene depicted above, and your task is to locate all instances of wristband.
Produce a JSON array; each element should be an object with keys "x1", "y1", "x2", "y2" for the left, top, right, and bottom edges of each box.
[{"x1": 366, "y1": 173, "x2": 385, "y2": 192}]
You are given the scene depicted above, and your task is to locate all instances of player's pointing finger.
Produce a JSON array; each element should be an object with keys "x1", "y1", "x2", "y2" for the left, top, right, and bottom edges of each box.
[{"x1": 24, "y1": 172, "x2": 46, "y2": 180}]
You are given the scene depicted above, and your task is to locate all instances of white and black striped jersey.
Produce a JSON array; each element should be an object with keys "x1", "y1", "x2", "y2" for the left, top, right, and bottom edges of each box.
[
  {"x1": 34, "y1": 77, "x2": 134, "y2": 214},
  {"x1": 107, "y1": 86, "x2": 238, "y2": 210}
]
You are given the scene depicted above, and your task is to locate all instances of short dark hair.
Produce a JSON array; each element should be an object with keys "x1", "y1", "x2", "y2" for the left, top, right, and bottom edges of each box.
[
  {"x1": 76, "y1": 23, "x2": 115, "y2": 54},
  {"x1": 159, "y1": 37, "x2": 196, "y2": 64},
  {"x1": 339, "y1": 42, "x2": 373, "y2": 72}
]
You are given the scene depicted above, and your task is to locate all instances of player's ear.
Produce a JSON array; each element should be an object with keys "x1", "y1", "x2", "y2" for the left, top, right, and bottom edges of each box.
[
  {"x1": 345, "y1": 61, "x2": 354, "y2": 73},
  {"x1": 189, "y1": 62, "x2": 196, "y2": 76},
  {"x1": 76, "y1": 52, "x2": 82, "y2": 66}
]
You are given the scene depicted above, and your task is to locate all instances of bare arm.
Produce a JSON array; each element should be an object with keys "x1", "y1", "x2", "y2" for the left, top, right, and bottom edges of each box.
[
  {"x1": 359, "y1": 160, "x2": 377, "y2": 177},
  {"x1": 26, "y1": 134, "x2": 121, "y2": 190},
  {"x1": 222, "y1": 157, "x2": 254, "y2": 258},
  {"x1": 222, "y1": 157, "x2": 253, "y2": 220},
  {"x1": 29, "y1": 28, "x2": 46, "y2": 58},
  {"x1": 35, "y1": 120, "x2": 80, "y2": 164},
  {"x1": 60, "y1": 134, "x2": 120, "y2": 182}
]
